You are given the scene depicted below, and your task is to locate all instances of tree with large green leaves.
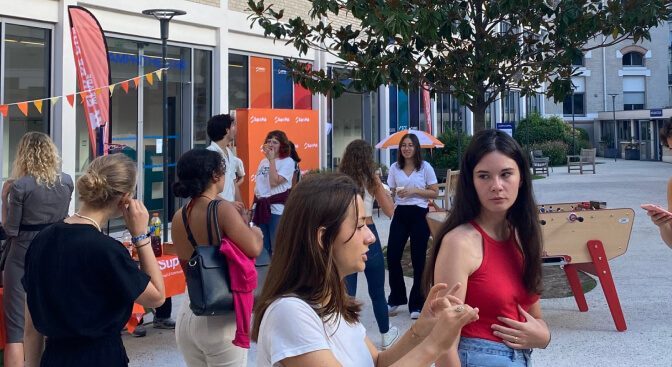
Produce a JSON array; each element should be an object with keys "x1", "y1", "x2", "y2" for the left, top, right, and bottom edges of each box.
[{"x1": 248, "y1": 0, "x2": 669, "y2": 131}]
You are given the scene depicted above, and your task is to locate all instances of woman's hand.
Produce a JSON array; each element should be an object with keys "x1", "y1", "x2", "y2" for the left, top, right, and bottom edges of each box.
[
  {"x1": 396, "y1": 187, "x2": 412, "y2": 198},
  {"x1": 647, "y1": 210, "x2": 672, "y2": 227},
  {"x1": 121, "y1": 198, "x2": 150, "y2": 237},
  {"x1": 263, "y1": 144, "x2": 277, "y2": 160},
  {"x1": 414, "y1": 283, "x2": 474, "y2": 337},
  {"x1": 491, "y1": 305, "x2": 551, "y2": 349},
  {"x1": 425, "y1": 301, "x2": 479, "y2": 351}
]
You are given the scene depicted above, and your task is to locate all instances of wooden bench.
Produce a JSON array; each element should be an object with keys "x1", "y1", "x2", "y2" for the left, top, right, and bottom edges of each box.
[
  {"x1": 567, "y1": 148, "x2": 596, "y2": 174},
  {"x1": 530, "y1": 150, "x2": 550, "y2": 176}
]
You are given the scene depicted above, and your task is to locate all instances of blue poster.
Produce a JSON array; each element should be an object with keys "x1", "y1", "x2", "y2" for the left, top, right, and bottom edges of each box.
[{"x1": 273, "y1": 59, "x2": 293, "y2": 109}]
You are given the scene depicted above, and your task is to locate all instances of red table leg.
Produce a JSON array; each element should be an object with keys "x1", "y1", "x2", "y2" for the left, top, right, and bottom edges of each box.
[
  {"x1": 563, "y1": 264, "x2": 589, "y2": 312},
  {"x1": 586, "y1": 240, "x2": 627, "y2": 332}
]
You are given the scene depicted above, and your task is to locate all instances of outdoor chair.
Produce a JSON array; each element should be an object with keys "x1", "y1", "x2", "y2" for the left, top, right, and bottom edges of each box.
[
  {"x1": 567, "y1": 148, "x2": 596, "y2": 174},
  {"x1": 530, "y1": 150, "x2": 550, "y2": 176}
]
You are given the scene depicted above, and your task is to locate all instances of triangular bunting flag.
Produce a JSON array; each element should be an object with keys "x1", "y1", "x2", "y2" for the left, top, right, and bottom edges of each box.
[
  {"x1": 121, "y1": 81, "x2": 129, "y2": 93},
  {"x1": 17, "y1": 102, "x2": 28, "y2": 116},
  {"x1": 109, "y1": 84, "x2": 116, "y2": 96},
  {"x1": 155, "y1": 69, "x2": 163, "y2": 81},
  {"x1": 34, "y1": 100, "x2": 43, "y2": 114},
  {"x1": 0, "y1": 105, "x2": 8, "y2": 117},
  {"x1": 132, "y1": 77, "x2": 141, "y2": 88},
  {"x1": 95, "y1": 88, "x2": 102, "y2": 96},
  {"x1": 146, "y1": 72, "x2": 154, "y2": 86},
  {"x1": 66, "y1": 94, "x2": 75, "y2": 107},
  {"x1": 50, "y1": 97, "x2": 61, "y2": 107},
  {"x1": 80, "y1": 92, "x2": 87, "y2": 104}
]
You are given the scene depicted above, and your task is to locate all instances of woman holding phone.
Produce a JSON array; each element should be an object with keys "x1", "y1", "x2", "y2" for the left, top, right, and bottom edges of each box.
[{"x1": 644, "y1": 120, "x2": 672, "y2": 247}]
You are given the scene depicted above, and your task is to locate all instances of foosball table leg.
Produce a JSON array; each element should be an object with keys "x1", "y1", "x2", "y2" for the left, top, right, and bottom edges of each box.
[
  {"x1": 563, "y1": 264, "x2": 589, "y2": 312},
  {"x1": 587, "y1": 240, "x2": 627, "y2": 332}
]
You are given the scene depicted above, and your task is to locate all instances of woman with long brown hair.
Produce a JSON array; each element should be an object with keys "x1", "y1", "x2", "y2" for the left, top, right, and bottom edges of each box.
[
  {"x1": 1, "y1": 132, "x2": 73, "y2": 367},
  {"x1": 252, "y1": 173, "x2": 479, "y2": 366},
  {"x1": 339, "y1": 139, "x2": 398, "y2": 348},
  {"x1": 424, "y1": 130, "x2": 550, "y2": 367},
  {"x1": 386, "y1": 133, "x2": 439, "y2": 320}
]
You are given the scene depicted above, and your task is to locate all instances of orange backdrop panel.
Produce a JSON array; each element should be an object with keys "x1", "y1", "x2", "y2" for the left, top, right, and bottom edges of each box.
[
  {"x1": 250, "y1": 57, "x2": 272, "y2": 108},
  {"x1": 237, "y1": 108, "x2": 320, "y2": 207}
]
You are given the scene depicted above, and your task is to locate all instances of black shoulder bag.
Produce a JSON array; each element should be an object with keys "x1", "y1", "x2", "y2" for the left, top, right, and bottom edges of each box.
[{"x1": 182, "y1": 200, "x2": 234, "y2": 316}]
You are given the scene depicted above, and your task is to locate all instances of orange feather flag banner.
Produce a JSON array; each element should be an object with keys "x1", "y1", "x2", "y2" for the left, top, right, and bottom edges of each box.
[{"x1": 17, "y1": 102, "x2": 28, "y2": 116}]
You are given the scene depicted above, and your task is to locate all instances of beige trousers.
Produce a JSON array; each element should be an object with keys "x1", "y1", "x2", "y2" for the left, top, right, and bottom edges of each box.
[{"x1": 176, "y1": 296, "x2": 248, "y2": 367}]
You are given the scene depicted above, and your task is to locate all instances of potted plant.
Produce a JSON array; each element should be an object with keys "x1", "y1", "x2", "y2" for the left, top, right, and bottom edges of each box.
[{"x1": 624, "y1": 141, "x2": 641, "y2": 160}]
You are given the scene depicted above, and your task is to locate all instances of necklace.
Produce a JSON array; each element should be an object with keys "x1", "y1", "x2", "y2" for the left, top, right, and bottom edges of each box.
[
  {"x1": 199, "y1": 194, "x2": 215, "y2": 201},
  {"x1": 73, "y1": 212, "x2": 102, "y2": 232}
]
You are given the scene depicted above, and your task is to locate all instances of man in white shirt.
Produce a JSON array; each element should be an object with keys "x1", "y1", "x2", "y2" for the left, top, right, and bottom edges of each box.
[{"x1": 206, "y1": 114, "x2": 245, "y2": 212}]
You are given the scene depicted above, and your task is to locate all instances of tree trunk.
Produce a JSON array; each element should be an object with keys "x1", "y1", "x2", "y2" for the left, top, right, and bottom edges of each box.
[{"x1": 472, "y1": 105, "x2": 488, "y2": 132}]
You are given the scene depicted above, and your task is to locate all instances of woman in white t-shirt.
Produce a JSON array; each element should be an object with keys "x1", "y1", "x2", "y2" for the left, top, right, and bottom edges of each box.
[
  {"x1": 253, "y1": 130, "x2": 295, "y2": 256},
  {"x1": 386, "y1": 133, "x2": 439, "y2": 319},
  {"x1": 251, "y1": 173, "x2": 479, "y2": 367}
]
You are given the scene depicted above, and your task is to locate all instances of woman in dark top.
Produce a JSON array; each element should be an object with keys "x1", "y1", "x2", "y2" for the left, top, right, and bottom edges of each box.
[
  {"x1": 23, "y1": 154, "x2": 165, "y2": 367},
  {"x1": 1, "y1": 132, "x2": 73, "y2": 367}
]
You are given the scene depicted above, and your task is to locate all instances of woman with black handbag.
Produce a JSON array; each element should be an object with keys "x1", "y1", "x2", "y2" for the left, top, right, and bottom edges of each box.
[{"x1": 171, "y1": 148, "x2": 263, "y2": 366}]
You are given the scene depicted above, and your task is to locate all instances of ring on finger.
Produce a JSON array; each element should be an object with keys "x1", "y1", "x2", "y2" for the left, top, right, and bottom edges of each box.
[
  {"x1": 514, "y1": 336, "x2": 519, "y2": 342},
  {"x1": 455, "y1": 305, "x2": 465, "y2": 313}
]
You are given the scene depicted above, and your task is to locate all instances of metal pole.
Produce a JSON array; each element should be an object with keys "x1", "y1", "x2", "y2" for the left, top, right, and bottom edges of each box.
[
  {"x1": 571, "y1": 90, "x2": 576, "y2": 155},
  {"x1": 161, "y1": 19, "x2": 170, "y2": 242},
  {"x1": 611, "y1": 94, "x2": 617, "y2": 162}
]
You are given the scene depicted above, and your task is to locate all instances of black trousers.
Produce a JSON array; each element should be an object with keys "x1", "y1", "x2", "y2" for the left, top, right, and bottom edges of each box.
[
  {"x1": 386, "y1": 205, "x2": 430, "y2": 312},
  {"x1": 155, "y1": 297, "x2": 172, "y2": 319}
]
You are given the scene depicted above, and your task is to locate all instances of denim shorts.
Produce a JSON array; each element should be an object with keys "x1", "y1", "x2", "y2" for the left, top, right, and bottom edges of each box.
[{"x1": 458, "y1": 337, "x2": 532, "y2": 367}]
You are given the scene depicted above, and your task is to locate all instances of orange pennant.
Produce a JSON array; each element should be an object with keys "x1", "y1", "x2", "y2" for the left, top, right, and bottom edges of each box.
[
  {"x1": 0, "y1": 105, "x2": 8, "y2": 117},
  {"x1": 132, "y1": 77, "x2": 141, "y2": 88},
  {"x1": 66, "y1": 94, "x2": 75, "y2": 107},
  {"x1": 80, "y1": 92, "x2": 87, "y2": 104},
  {"x1": 121, "y1": 81, "x2": 129, "y2": 93},
  {"x1": 34, "y1": 100, "x2": 43, "y2": 114},
  {"x1": 146, "y1": 72, "x2": 154, "y2": 85},
  {"x1": 17, "y1": 102, "x2": 28, "y2": 116}
]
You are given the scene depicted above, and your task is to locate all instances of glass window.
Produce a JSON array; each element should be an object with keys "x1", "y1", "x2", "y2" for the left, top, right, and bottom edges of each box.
[
  {"x1": 571, "y1": 53, "x2": 584, "y2": 66},
  {"x1": 272, "y1": 59, "x2": 293, "y2": 109},
  {"x1": 503, "y1": 91, "x2": 520, "y2": 123},
  {"x1": 563, "y1": 93, "x2": 585, "y2": 115},
  {"x1": 229, "y1": 53, "x2": 248, "y2": 110},
  {"x1": 2, "y1": 24, "x2": 51, "y2": 179},
  {"x1": 193, "y1": 49, "x2": 212, "y2": 148},
  {"x1": 623, "y1": 91, "x2": 645, "y2": 110},
  {"x1": 529, "y1": 93, "x2": 542, "y2": 114},
  {"x1": 622, "y1": 52, "x2": 644, "y2": 66}
]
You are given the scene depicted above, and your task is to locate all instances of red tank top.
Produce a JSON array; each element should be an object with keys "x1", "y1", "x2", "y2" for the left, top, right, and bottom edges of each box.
[{"x1": 461, "y1": 221, "x2": 540, "y2": 342}]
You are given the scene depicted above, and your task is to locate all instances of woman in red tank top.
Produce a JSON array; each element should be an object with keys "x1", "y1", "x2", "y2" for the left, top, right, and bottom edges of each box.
[{"x1": 424, "y1": 130, "x2": 551, "y2": 367}]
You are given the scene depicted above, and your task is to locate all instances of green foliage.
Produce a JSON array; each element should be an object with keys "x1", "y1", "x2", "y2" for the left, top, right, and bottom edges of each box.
[
  {"x1": 530, "y1": 141, "x2": 569, "y2": 166},
  {"x1": 247, "y1": 0, "x2": 670, "y2": 131},
  {"x1": 514, "y1": 112, "x2": 590, "y2": 156},
  {"x1": 424, "y1": 130, "x2": 472, "y2": 170}
]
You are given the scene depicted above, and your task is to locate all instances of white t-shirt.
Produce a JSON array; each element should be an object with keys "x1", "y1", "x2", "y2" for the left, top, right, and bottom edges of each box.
[
  {"x1": 254, "y1": 157, "x2": 294, "y2": 215},
  {"x1": 207, "y1": 141, "x2": 237, "y2": 202},
  {"x1": 233, "y1": 156, "x2": 246, "y2": 179},
  {"x1": 387, "y1": 161, "x2": 438, "y2": 208},
  {"x1": 256, "y1": 297, "x2": 373, "y2": 367}
]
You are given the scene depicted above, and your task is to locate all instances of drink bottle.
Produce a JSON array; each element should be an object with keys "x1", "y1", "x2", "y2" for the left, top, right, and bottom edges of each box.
[{"x1": 149, "y1": 213, "x2": 162, "y2": 257}]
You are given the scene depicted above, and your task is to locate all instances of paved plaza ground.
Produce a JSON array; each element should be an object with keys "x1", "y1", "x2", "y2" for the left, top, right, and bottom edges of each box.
[{"x1": 126, "y1": 158, "x2": 672, "y2": 367}]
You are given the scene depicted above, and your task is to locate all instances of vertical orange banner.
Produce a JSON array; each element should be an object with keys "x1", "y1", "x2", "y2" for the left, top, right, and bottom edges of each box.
[
  {"x1": 250, "y1": 57, "x2": 272, "y2": 108},
  {"x1": 236, "y1": 108, "x2": 319, "y2": 207}
]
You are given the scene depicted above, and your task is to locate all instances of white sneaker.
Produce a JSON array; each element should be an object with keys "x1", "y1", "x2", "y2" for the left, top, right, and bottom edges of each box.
[
  {"x1": 387, "y1": 305, "x2": 399, "y2": 316},
  {"x1": 381, "y1": 326, "x2": 399, "y2": 349},
  {"x1": 410, "y1": 311, "x2": 420, "y2": 320}
]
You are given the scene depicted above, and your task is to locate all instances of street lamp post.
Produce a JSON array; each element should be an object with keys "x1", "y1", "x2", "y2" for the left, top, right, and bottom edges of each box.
[
  {"x1": 608, "y1": 93, "x2": 618, "y2": 162},
  {"x1": 571, "y1": 89, "x2": 576, "y2": 155},
  {"x1": 142, "y1": 9, "x2": 186, "y2": 242}
]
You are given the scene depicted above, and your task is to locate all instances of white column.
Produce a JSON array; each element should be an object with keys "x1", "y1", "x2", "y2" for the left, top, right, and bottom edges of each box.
[
  {"x1": 214, "y1": 26, "x2": 228, "y2": 115},
  {"x1": 313, "y1": 45, "x2": 328, "y2": 169},
  {"x1": 53, "y1": 0, "x2": 78, "y2": 213},
  {"x1": 379, "y1": 85, "x2": 390, "y2": 168}
]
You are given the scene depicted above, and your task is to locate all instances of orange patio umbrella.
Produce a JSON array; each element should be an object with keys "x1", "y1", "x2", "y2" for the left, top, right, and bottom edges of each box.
[{"x1": 375, "y1": 129, "x2": 444, "y2": 149}]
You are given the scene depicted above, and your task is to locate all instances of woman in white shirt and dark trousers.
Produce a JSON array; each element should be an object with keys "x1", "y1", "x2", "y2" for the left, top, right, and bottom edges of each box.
[
  {"x1": 387, "y1": 133, "x2": 439, "y2": 319},
  {"x1": 252, "y1": 173, "x2": 479, "y2": 367}
]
